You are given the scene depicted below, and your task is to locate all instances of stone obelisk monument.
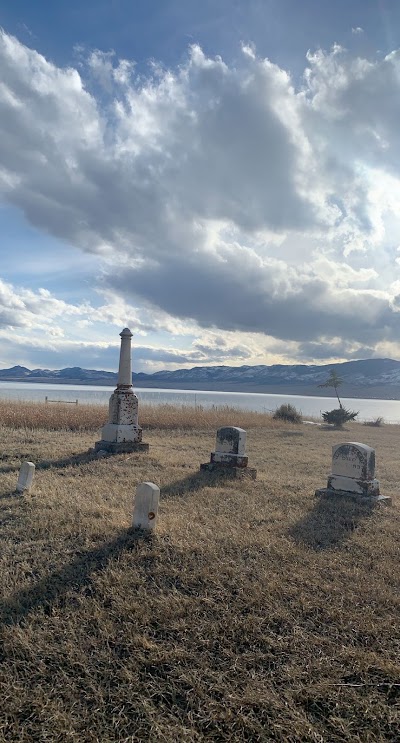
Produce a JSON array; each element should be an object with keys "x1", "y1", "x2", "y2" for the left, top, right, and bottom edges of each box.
[{"x1": 95, "y1": 328, "x2": 149, "y2": 453}]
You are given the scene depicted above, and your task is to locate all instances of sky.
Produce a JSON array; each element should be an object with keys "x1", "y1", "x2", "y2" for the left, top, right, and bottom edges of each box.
[{"x1": 1, "y1": 0, "x2": 400, "y2": 373}]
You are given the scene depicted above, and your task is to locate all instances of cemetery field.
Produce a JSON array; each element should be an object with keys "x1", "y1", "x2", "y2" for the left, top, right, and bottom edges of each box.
[{"x1": 0, "y1": 404, "x2": 399, "y2": 742}]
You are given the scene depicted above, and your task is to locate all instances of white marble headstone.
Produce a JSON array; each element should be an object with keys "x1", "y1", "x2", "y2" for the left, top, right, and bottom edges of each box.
[
  {"x1": 133, "y1": 482, "x2": 160, "y2": 532},
  {"x1": 332, "y1": 442, "x2": 375, "y2": 481},
  {"x1": 316, "y1": 441, "x2": 389, "y2": 502},
  {"x1": 16, "y1": 461, "x2": 35, "y2": 493},
  {"x1": 327, "y1": 441, "x2": 380, "y2": 497}
]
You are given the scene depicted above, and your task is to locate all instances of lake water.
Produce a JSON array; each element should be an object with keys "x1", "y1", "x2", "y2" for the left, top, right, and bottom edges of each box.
[{"x1": 0, "y1": 381, "x2": 399, "y2": 422}]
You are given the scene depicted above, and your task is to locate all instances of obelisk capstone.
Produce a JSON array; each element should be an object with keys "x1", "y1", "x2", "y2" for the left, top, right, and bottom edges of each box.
[{"x1": 94, "y1": 328, "x2": 149, "y2": 453}]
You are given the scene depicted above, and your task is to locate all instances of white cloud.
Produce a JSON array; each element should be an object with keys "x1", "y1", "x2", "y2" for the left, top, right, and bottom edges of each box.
[
  {"x1": 0, "y1": 278, "x2": 87, "y2": 330},
  {"x1": 1, "y1": 31, "x2": 400, "y2": 367},
  {"x1": 0, "y1": 329, "x2": 257, "y2": 372},
  {"x1": 0, "y1": 276, "x2": 195, "y2": 341}
]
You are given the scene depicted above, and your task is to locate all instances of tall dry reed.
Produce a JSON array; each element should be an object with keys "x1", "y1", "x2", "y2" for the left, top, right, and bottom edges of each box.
[{"x1": 0, "y1": 399, "x2": 281, "y2": 432}]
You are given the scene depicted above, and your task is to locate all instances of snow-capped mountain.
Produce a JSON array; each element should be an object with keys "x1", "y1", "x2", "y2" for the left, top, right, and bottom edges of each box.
[{"x1": 2, "y1": 358, "x2": 400, "y2": 394}]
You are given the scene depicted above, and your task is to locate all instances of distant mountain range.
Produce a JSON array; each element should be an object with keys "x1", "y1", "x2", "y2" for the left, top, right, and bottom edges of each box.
[{"x1": 2, "y1": 358, "x2": 400, "y2": 399}]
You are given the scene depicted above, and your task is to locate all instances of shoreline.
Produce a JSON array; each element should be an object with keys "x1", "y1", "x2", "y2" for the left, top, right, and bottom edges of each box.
[{"x1": 0, "y1": 378, "x2": 400, "y2": 400}]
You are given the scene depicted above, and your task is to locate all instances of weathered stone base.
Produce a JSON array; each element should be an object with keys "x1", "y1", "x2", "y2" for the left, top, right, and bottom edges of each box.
[
  {"x1": 94, "y1": 440, "x2": 149, "y2": 454},
  {"x1": 200, "y1": 462, "x2": 257, "y2": 480},
  {"x1": 211, "y1": 452, "x2": 248, "y2": 467},
  {"x1": 315, "y1": 487, "x2": 391, "y2": 505},
  {"x1": 100, "y1": 423, "x2": 143, "y2": 443},
  {"x1": 327, "y1": 475, "x2": 380, "y2": 497}
]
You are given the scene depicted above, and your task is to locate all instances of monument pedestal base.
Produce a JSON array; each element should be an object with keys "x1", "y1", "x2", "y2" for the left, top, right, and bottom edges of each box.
[
  {"x1": 211, "y1": 452, "x2": 249, "y2": 467},
  {"x1": 95, "y1": 421, "x2": 149, "y2": 454},
  {"x1": 95, "y1": 441, "x2": 149, "y2": 454},
  {"x1": 327, "y1": 474, "x2": 380, "y2": 497},
  {"x1": 315, "y1": 487, "x2": 391, "y2": 505},
  {"x1": 200, "y1": 462, "x2": 257, "y2": 480}
]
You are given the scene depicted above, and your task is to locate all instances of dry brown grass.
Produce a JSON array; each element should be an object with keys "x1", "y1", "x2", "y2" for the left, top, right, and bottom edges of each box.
[
  {"x1": 0, "y1": 399, "x2": 280, "y2": 432},
  {"x1": 0, "y1": 403, "x2": 399, "y2": 741}
]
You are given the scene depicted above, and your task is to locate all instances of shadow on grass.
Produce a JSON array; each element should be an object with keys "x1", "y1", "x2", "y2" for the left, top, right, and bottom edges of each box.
[
  {"x1": 319, "y1": 425, "x2": 351, "y2": 432},
  {"x1": 289, "y1": 494, "x2": 374, "y2": 551},
  {"x1": 0, "y1": 463, "x2": 26, "y2": 474},
  {"x1": 0, "y1": 489, "x2": 23, "y2": 500},
  {"x1": 161, "y1": 467, "x2": 243, "y2": 499},
  {"x1": 278, "y1": 430, "x2": 304, "y2": 437},
  {"x1": 37, "y1": 451, "x2": 106, "y2": 470},
  {"x1": 0, "y1": 450, "x2": 102, "y2": 476},
  {"x1": 0, "y1": 528, "x2": 156, "y2": 626}
]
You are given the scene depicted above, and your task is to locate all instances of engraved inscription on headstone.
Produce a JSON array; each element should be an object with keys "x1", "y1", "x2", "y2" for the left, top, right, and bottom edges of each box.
[
  {"x1": 315, "y1": 441, "x2": 390, "y2": 502},
  {"x1": 328, "y1": 441, "x2": 379, "y2": 495},
  {"x1": 331, "y1": 442, "x2": 375, "y2": 481}
]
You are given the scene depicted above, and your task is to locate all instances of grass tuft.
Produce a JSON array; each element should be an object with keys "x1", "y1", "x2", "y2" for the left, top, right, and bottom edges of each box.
[{"x1": 363, "y1": 416, "x2": 385, "y2": 427}]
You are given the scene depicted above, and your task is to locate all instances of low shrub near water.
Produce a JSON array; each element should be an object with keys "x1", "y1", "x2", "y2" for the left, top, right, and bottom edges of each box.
[
  {"x1": 273, "y1": 403, "x2": 302, "y2": 423},
  {"x1": 322, "y1": 407, "x2": 358, "y2": 428}
]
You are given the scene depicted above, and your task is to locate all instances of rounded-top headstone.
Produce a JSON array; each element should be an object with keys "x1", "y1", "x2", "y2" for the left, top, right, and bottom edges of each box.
[
  {"x1": 133, "y1": 482, "x2": 160, "y2": 531},
  {"x1": 16, "y1": 461, "x2": 35, "y2": 493},
  {"x1": 332, "y1": 442, "x2": 375, "y2": 481}
]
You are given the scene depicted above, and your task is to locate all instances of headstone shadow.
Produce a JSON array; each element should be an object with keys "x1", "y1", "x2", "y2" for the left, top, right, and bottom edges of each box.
[
  {"x1": 0, "y1": 528, "x2": 154, "y2": 626},
  {"x1": 0, "y1": 450, "x2": 100, "y2": 476},
  {"x1": 289, "y1": 494, "x2": 374, "y2": 551},
  {"x1": 36, "y1": 451, "x2": 102, "y2": 470},
  {"x1": 0, "y1": 489, "x2": 24, "y2": 500},
  {"x1": 278, "y1": 430, "x2": 304, "y2": 437},
  {"x1": 161, "y1": 468, "x2": 235, "y2": 500},
  {"x1": 0, "y1": 463, "x2": 26, "y2": 475}
]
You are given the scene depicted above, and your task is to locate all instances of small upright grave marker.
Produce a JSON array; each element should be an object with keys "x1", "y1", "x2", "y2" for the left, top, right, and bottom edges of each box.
[
  {"x1": 201, "y1": 427, "x2": 257, "y2": 479},
  {"x1": 133, "y1": 482, "x2": 160, "y2": 531},
  {"x1": 16, "y1": 462, "x2": 35, "y2": 494},
  {"x1": 316, "y1": 442, "x2": 391, "y2": 503}
]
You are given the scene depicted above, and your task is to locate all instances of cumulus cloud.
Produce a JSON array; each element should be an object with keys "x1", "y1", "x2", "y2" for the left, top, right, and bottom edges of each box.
[
  {"x1": 0, "y1": 278, "x2": 87, "y2": 330},
  {"x1": 0, "y1": 276, "x2": 195, "y2": 341},
  {"x1": 1, "y1": 30, "x2": 400, "y2": 365}
]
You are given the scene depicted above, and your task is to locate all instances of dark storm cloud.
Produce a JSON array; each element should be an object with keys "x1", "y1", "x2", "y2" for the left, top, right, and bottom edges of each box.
[{"x1": 106, "y1": 253, "x2": 400, "y2": 346}]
